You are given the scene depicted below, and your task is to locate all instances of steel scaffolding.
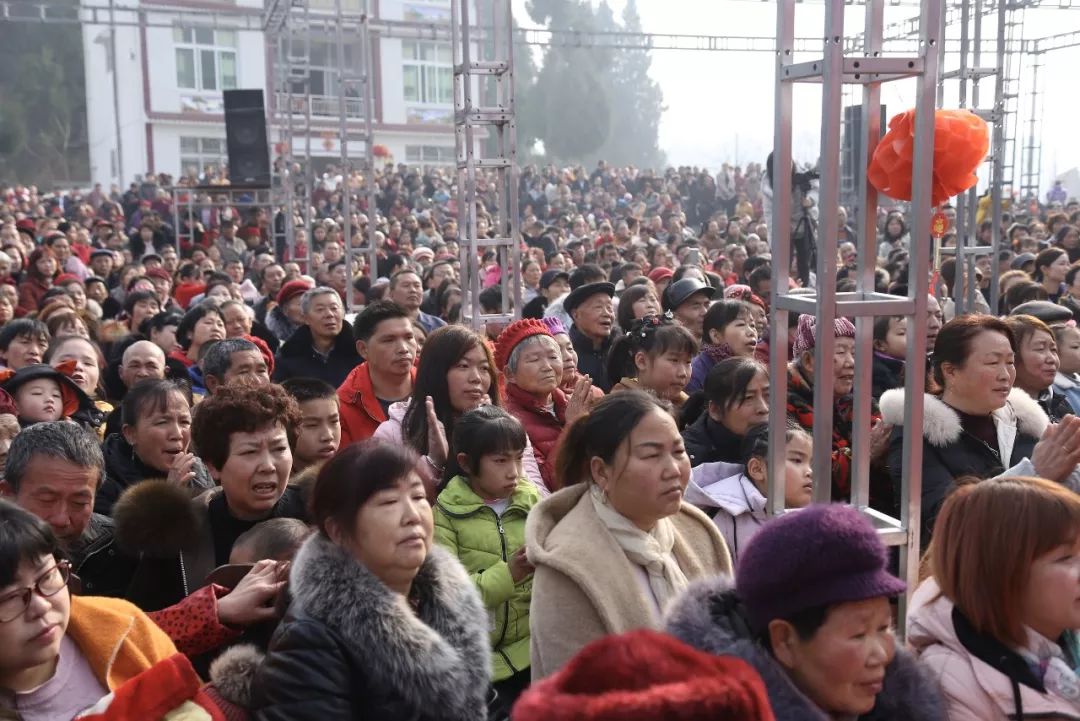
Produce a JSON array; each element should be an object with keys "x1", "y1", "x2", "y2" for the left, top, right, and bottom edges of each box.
[
  {"x1": 768, "y1": 0, "x2": 938, "y2": 625},
  {"x1": 451, "y1": 0, "x2": 520, "y2": 330},
  {"x1": 264, "y1": 0, "x2": 377, "y2": 311}
]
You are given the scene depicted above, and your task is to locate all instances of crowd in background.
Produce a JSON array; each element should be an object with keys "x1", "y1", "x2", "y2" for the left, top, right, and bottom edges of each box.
[{"x1": 0, "y1": 159, "x2": 1078, "y2": 721}]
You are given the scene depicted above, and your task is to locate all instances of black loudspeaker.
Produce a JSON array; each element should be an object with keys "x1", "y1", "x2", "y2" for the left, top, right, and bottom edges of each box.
[{"x1": 224, "y1": 89, "x2": 270, "y2": 187}]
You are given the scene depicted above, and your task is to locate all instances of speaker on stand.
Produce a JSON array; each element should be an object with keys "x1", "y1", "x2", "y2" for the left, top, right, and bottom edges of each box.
[{"x1": 223, "y1": 89, "x2": 271, "y2": 187}]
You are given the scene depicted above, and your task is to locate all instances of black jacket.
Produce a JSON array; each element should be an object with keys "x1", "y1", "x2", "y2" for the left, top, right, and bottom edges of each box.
[
  {"x1": 97, "y1": 433, "x2": 214, "y2": 516},
  {"x1": 1037, "y1": 387, "x2": 1074, "y2": 424},
  {"x1": 682, "y1": 413, "x2": 743, "y2": 467},
  {"x1": 871, "y1": 353, "x2": 904, "y2": 402},
  {"x1": 67, "y1": 513, "x2": 139, "y2": 598},
  {"x1": 271, "y1": 322, "x2": 361, "y2": 388},
  {"x1": 569, "y1": 324, "x2": 614, "y2": 393},
  {"x1": 251, "y1": 535, "x2": 491, "y2": 721},
  {"x1": 881, "y1": 388, "x2": 1045, "y2": 549},
  {"x1": 665, "y1": 576, "x2": 945, "y2": 721}
]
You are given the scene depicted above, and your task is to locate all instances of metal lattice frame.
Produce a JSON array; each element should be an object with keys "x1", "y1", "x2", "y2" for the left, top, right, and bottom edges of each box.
[
  {"x1": 769, "y1": 0, "x2": 938, "y2": 628},
  {"x1": 451, "y1": 0, "x2": 520, "y2": 330},
  {"x1": 264, "y1": 0, "x2": 378, "y2": 311}
]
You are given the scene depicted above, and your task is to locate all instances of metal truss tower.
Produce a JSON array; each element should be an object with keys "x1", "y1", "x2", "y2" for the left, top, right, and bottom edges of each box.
[
  {"x1": 769, "y1": 0, "x2": 939, "y2": 628},
  {"x1": 451, "y1": 0, "x2": 520, "y2": 330}
]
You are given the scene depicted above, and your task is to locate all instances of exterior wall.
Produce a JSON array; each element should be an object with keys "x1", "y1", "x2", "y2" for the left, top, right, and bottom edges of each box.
[{"x1": 81, "y1": 0, "x2": 461, "y2": 184}]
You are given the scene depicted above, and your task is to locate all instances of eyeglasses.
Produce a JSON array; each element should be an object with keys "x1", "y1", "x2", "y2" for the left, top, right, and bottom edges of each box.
[{"x1": 0, "y1": 561, "x2": 71, "y2": 623}]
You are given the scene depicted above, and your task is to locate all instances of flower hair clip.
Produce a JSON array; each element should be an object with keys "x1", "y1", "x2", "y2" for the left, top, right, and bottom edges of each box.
[{"x1": 629, "y1": 314, "x2": 666, "y2": 339}]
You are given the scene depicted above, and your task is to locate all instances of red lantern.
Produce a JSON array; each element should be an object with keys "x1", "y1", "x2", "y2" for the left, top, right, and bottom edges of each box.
[
  {"x1": 373, "y1": 144, "x2": 391, "y2": 158},
  {"x1": 867, "y1": 109, "x2": 989, "y2": 207}
]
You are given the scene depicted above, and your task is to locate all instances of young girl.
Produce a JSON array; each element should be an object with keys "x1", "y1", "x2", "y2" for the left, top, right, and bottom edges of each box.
[
  {"x1": 872, "y1": 314, "x2": 907, "y2": 400},
  {"x1": 606, "y1": 314, "x2": 698, "y2": 409},
  {"x1": 1053, "y1": 322, "x2": 1080, "y2": 415},
  {"x1": 683, "y1": 422, "x2": 813, "y2": 562},
  {"x1": 687, "y1": 299, "x2": 758, "y2": 393},
  {"x1": 433, "y1": 405, "x2": 541, "y2": 721}
]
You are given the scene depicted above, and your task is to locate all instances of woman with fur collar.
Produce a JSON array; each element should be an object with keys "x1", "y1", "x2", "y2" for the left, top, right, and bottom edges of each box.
[
  {"x1": 881, "y1": 314, "x2": 1080, "y2": 550},
  {"x1": 250, "y1": 440, "x2": 491, "y2": 721},
  {"x1": 665, "y1": 504, "x2": 945, "y2": 721},
  {"x1": 526, "y1": 391, "x2": 732, "y2": 680}
]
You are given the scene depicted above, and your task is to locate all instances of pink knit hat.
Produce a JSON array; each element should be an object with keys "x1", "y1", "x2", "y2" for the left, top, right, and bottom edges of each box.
[{"x1": 792, "y1": 313, "x2": 856, "y2": 357}]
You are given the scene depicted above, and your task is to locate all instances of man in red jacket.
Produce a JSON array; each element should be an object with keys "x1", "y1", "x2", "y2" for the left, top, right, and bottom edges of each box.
[{"x1": 337, "y1": 300, "x2": 417, "y2": 445}]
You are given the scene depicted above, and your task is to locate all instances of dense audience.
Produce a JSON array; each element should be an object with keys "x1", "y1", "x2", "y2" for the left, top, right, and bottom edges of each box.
[{"x1": 0, "y1": 162, "x2": 1078, "y2": 720}]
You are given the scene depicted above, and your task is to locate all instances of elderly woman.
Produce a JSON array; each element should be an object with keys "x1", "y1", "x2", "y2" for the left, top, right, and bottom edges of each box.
[
  {"x1": 97, "y1": 379, "x2": 213, "y2": 516},
  {"x1": 1005, "y1": 314, "x2": 1073, "y2": 422},
  {"x1": 373, "y1": 325, "x2": 545, "y2": 491},
  {"x1": 496, "y1": 319, "x2": 593, "y2": 493},
  {"x1": 527, "y1": 391, "x2": 732, "y2": 678},
  {"x1": 882, "y1": 314, "x2": 1080, "y2": 549},
  {"x1": 665, "y1": 504, "x2": 944, "y2": 720},
  {"x1": 0, "y1": 501, "x2": 180, "y2": 717},
  {"x1": 908, "y1": 477, "x2": 1080, "y2": 720},
  {"x1": 250, "y1": 441, "x2": 490, "y2": 720},
  {"x1": 540, "y1": 317, "x2": 603, "y2": 404},
  {"x1": 113, "y1": 383, "x2": 305, "y2": 611}
]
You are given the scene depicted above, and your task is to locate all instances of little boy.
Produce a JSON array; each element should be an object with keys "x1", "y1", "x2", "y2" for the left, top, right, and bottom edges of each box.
[
  {"x1": 280, "y1": 378, "x2": 341, "y2": 475},
  {"x1": 0, "y1": 362, "x2": 96, "y2": 427}
]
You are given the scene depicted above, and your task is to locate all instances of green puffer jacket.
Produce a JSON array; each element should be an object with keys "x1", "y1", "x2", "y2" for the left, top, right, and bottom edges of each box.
[{"x1": 433, "y1": 475, "x2": 540, "y2": 681}]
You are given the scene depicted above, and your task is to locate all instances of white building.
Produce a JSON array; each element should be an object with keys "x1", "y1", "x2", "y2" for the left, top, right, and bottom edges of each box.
[{"x1": 82, "y1": 0, "x2": 459, "y2": 187}]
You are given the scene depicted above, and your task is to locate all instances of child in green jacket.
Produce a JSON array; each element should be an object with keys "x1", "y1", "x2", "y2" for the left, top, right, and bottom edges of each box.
[{"x1": 434, "y1": 405, "x2": 540, "y2": 720}]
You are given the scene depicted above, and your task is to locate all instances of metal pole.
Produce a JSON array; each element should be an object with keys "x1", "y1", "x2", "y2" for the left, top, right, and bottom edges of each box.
[
  {"x1": 766, "y1": 0, "x2": 795, "y2": 516},
  {"x1": 108, "y1": 0, "x2": 123, "y2": 185}
]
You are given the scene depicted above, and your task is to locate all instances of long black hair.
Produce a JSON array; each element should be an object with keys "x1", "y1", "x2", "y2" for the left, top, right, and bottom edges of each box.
[
  {"x1": 402, "y1": 325, "x2": 500, "y2": 457},
  {"x1": 681, "y1": 356, "x2": 768, "y2": 427}
]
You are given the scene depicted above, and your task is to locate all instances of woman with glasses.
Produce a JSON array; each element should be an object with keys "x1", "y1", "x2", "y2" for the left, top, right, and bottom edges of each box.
[{"x1": 0, "y1": 500, "x2": 177, "y2": 717}]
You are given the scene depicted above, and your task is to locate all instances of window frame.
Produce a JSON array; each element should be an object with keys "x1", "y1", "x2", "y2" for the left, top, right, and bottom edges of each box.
[{"x1": 174, "y1": 26, "x2": 239, "y2": 93}]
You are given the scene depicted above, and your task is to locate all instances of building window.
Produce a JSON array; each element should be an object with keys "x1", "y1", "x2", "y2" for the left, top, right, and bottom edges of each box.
[
  {"x1": 175, "y1": 27, "x2": 238, "y2": 92},
  {"x1": 405, "y1": 145, "x2": 455, "y2": 165},
  {"x1": 402, "y1": 42, "x2": 452, "y2": 106},
  {"x1": 180, "y1": 136, "x2": 227, "y2": 176}
]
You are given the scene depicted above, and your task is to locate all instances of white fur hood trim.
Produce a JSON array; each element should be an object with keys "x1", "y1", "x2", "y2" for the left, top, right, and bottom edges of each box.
[{"x1": 879, "y1": 387, "x2": 1048, "y2": 448}]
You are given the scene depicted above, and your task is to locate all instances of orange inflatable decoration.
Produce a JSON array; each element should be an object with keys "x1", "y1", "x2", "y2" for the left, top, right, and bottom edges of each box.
[{"x1": 867, "y1": 108, "x2": 989, "y2": 208}]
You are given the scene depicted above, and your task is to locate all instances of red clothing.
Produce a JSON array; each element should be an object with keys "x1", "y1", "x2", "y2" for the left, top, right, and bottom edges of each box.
[
  {"x1": 16, "y1": 276, "x2": 50, "y2": 316},
  {"x1": 168, "y1": 348, "x2": 195, "y2": 369},
  {"x1": 502, "y1": 383, "x2": 568, "y2": 491},
  {"x1": 173, "y1": 281, "x2": 207, "y2": 310},
  {"x1": 337, "y1": 362, "x2": 415, "y2": 446},
  {"x1": 146, "y1": 584, "x2": 240, "y2": 657}
]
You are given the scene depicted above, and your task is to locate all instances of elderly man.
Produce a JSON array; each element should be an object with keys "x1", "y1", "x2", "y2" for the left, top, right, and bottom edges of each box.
[
  {"x1": 202, "y1": 338, "x2": 271, "y2": 394},
  {"x1": 272, "y1": 286, "x2": 361, "y2": 386},
  {"x1": 388, "y1": 268, "x2": 446, "y2": 334},
  {"x1": 0, "y1": 422, "x2": 288, "y2": 655},
  {"x1": 103, "y1": 339, "x2": 167, "y2": 437}
]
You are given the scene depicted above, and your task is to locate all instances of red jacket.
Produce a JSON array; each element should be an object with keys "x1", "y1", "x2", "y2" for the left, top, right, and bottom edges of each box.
[
  {"x1": 502, "y1": 383, "x2": 568, "y2": 491},
  {"x1": 16, "y1": 277, "x2": 50, "y2": 317},
  {"x1": 337, "y1": 362, "x2": 415, "y2": 446}
]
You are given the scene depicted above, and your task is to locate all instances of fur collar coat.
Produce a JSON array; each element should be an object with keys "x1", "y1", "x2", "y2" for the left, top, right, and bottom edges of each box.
[
  {"x1": 664, "y1": 576, "x2": 945, "y2": 721},
  {"x1": 250, "y1": 532, "x2": 491, "y2": 721}
]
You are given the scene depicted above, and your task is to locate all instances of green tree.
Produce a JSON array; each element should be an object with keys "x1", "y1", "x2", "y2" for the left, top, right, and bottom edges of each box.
[{"x1": 0, "y1": 25, "x2": 89, "y2": 186}]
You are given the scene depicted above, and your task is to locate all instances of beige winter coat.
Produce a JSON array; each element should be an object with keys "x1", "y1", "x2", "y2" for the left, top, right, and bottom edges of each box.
[
  {"x1": 908, "y1": 578, "x2": 1080, "y2": 721},
  {"x1": 525, "y1": 483, "x2": 732, "y2": 680}
]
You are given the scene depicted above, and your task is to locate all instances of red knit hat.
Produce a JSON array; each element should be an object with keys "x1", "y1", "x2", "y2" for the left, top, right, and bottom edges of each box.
[
  {"x1": 513, "y1": 630, "x2": 775, "y2": 721},
  {"x1": 648, "y1": 266, "x2": 674, "y2": 284},
  {"x1": 54, "y1": 273, "x2": 81, "y2": 287},
  {"x1": 494, "y1": 318, "x2": 553, "y2": 372},
  {"x1": 276, "y1": 279, "x2": 313, "y2": 306}
]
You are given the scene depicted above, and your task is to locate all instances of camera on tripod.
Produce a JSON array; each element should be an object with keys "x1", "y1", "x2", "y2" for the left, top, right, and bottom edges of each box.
[{"x1": 793, "y1": 168, "x2": 820, "y2": 194}]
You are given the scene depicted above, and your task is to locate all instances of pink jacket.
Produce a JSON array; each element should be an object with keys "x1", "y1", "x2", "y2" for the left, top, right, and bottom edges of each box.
[
  {"x1": 373, "y1": 401, "x2": 548, "y2": 494},
  {"x1": 907, "y1": 578, "x2": 1080, "y2": 721}
]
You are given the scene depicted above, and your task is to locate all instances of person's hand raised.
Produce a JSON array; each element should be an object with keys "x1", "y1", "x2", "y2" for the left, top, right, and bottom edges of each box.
[
  {"x1": 1031, "y1": 416, "x2": 1080, "y2": 482},
  {"x1": 425, "y1": 396, "x2": 449, "y2": 468},
  {"x1": 165, "y1": 452, "x2": 198, "y2": 489},
  {"x1": 216, "y1": 560, "x2": 288, "y2": 627},
  {"x1": 564, "y1": 375, "x2": 595, "y2": 426}
]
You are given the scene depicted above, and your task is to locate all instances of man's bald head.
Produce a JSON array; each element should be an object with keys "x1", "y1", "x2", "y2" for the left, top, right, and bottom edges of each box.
[{"x1": 120, "y1": 340, "x2": 166, "y2": 388}]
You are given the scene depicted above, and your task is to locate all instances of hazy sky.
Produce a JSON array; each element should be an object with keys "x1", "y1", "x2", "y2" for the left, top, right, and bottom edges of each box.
[{"x1": 511, "y1": 0, "x2": 1080, "y2": 194}]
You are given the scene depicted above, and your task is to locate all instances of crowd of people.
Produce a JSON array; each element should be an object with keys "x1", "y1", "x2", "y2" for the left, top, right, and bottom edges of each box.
[{"x1": 0, "y1": 159, "x2": 1078, "y2": 721}]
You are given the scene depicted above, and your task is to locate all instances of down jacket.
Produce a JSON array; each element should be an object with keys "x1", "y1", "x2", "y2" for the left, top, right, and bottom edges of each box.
[
  {"x1": 908, "y1": 578, "x2": 1080, "y2": 721},
  {"x1": 501, "y1": 383, "x2": 567, "y2": 492},
  {"x1": 433, "y1": 475, "x2": 540, "y2": 681},
  {"x1": 682, "y1": 461, "x2": 766, "y2": 564},
  {"x1": 250, "y1": 533, "x2": 491, "y2": 721},
  {"x1": 665, "y1": 576, "x2": 946, "y2": 721},
  {"x1": 881, "y1": 387, "x2": 1080, "y2": 548}
]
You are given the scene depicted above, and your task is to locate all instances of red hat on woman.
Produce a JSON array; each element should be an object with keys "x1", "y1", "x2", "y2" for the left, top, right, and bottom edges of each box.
[
  {"x1": 276, "y1": 279, "x2": 313, "y2": 307},
  {"x1": 493, "y1": 318, "x2": 553, "y2": 372},
  {"x1": 513, "y1": 629, "x2": 775, "y2": 721}
]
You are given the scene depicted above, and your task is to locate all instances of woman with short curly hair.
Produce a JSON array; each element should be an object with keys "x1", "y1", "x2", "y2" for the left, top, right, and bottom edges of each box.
[{"x1": 113, "y1": 383, "x2": 307, "y2": 610}]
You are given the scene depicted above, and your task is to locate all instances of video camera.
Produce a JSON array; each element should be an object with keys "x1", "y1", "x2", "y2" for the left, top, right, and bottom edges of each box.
[{"x1": 793, "y1": 168, "x2": 820, "y2": 194}]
